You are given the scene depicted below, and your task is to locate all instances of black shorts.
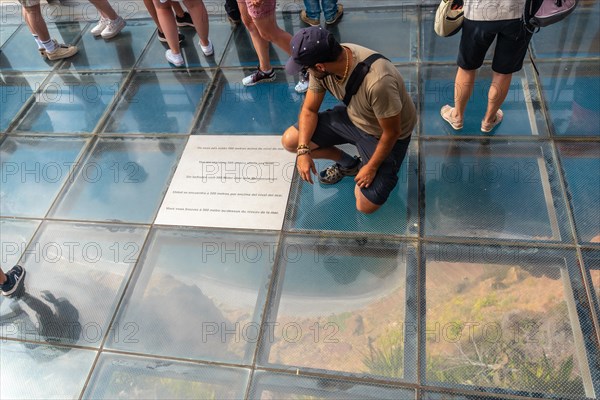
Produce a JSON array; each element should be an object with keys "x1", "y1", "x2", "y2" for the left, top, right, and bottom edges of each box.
[
  {"x1": 295, "y1": 105, "x2": 411, "y2": 206},
  {"x1": 458, "y1": 18, "x2": 533, "y2": 74}
]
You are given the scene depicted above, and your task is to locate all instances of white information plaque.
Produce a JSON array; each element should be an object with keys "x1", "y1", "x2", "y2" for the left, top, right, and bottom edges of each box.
[{"x1": 156, "y1": 135, "x2": 296, "y2": 230}]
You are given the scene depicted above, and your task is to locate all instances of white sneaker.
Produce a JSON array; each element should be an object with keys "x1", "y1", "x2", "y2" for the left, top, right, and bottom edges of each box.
[
  {"x1": 91, "y1": 17, "x2": 109, "y2": 37},
  {"x1": 200, "y1": 39, "x2": 214, "y2": 56},
  {"x1": 165, "y1": 49, "x2": 184, "y2": 67},
  {"x1": 101, "y1": 16, "x2": 126, "y2": 39}
]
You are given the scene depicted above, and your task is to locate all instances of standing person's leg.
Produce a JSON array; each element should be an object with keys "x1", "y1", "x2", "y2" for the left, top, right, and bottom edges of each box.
[
  {"x1": 301, "y1": 0, "x2": 321, "y2": 25},
  {"x1": 142, "y1": 0, "x2": 184, "y2": 43},
  {"x1": 154, "y1": 0, "x2": 184, "y2": 65},
  {"x1": 1, "y1": 265, "x2": 26, "y2": 298},
  {"x1": 21, "y1": 2, "x2": 78, "y2": 60},
  {"x1": 22, "y1": 2, "x2": 50, "y2": 41},
  {"x1": 252, "y1": 12, "x2": 292, "y2": 55},
  {"x1": 181, "y1": 0, "x2": 211, "y2": 52},
  {"x1": 441, "y1": 19, "x2": 495, "y2": 130},
  {"x1": 172, "y1": 1, "x2": 194, "y2": 27},
  {"x1": 481, "y1": 19, "x2": 532, "y2": 132},
  {"x1": 323, "y1": 0, "x2": 343, "y2": 25},
  {"x1": 224, "y1": 0, "x2": 241, "y2": 24},
  {"x1": 239, "y1": 0, "x2": 274, "y2": 84},
  {"x1": 88, "y1": 0, "x2": 125, "y2": 39}
]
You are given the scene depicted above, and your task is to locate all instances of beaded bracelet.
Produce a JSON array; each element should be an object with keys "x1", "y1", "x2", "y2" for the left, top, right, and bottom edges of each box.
[
  {"x1": 297, "y1": 148, "x2": 311, "y2": 156},
  {"x1": 297, "y1": 144, "x2": 310, "y2": 151}
]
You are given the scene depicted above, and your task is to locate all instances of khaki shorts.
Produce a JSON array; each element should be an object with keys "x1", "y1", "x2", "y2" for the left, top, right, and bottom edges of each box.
[{"x1": 19, "y1": 0, "x2": 41, "y2": 7}]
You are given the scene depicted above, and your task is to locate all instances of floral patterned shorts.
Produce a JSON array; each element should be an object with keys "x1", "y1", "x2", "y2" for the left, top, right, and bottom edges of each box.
[{"x1": 239, "y1": 0, "x2": 276, "y2": 20}]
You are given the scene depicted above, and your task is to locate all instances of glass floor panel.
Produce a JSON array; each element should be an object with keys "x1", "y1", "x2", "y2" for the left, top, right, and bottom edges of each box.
[
  {"x1": 61, "y1": 20, "x2": 155, "y2": 71},
  {"x1": 103, "y1": 70, "x2": 211, "y2": 134},
  {"x1": 557, "y1": 142, "x2": 600, "y2": 243},
  {"x1": 1, "y1": 72, "x2": 50, "y2": 132},
  {"x1": 107, "y1": 228, "x2": 276, "y2": 364},
  {"x1": 14, "y1": 71, "x2": 126, "y2": 133},
  {"x1": 537, "y1": 60, "x2": 600, "y2": 137},
  {"x1": 285, "y1": 144, "x2": 416, "y2": 235},
  {"x1": 0, "y1": 24, "x2": 19, "y2": 48},
  {"x1": 259, "y1": 235, "x2": 415, "y2": 380},
  {"x1": 424, "y1": 244, "x2": 592, "y2": 398},
  {"x1": 0, "y1": 341, "x2": 96, "y2": 400},
  {"x1": 137, "y1": 20, "x2": 233, "y2": 69},
  {"x1": 0, "y1": 218, "x2": 40, "y2": 267},
  {"x1": 422, "y1": 140, "x2": 569, "y2": 241},
  {"x1": 1, "y1": 2, "x2": 598, "y2": 399},
  {"x1": 421, "y1": 65, "x2": 543, "y2": 136},
  {"x1": 0, "y1": 22, "x2": 84, "y2": 72},
  {"x1": 0, "y1": 221, "x2": 147, "y2": 347},
  {"x1": 0, "y1": 136, "x2": 88, "y2": 218},
  {"x1": 49, "y1": 136, "x2": 186, "y2": 223},
  {"x1": 197, "y1": 69, "x2": 303, "y2": 134},
  {"x1": 83, "y1": 353, "x2": 249, "y2": 399},
  {"x1": 249, "y1": 371, "x2": 414, "y2": 399},
  {"x1": 330, "y1": 8, "x2": 418, "y2": 62}
]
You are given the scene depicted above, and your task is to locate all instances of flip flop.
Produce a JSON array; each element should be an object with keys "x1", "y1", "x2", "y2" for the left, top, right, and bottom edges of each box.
[
  {"x1": 481, "y1": 109, "x2": 503, "y2": 133},
  {"x1": 440, "y1": 104, "x2": 464, "y2": 130}
]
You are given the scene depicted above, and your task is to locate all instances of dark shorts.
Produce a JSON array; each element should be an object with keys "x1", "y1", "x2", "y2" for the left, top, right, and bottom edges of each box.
[
  {"x1": 458, "y1": 18, "x2": 533, "y2": 74},
  {"x1": 295, "y1": 105, "x2": 411, "y2": 206}
]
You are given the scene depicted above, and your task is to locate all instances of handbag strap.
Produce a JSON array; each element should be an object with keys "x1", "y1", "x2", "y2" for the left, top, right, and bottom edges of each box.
[{"x1": 342, "y1": 53, "x2": 389, "y2": 106}]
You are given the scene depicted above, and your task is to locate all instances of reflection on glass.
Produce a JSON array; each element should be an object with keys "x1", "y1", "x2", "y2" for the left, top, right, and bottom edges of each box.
[
  {"x1": 423, "y1": 140, "x2": 564, "y2": 240},
  {"x1": 0, "y1": 340, "x2": 96, "y2": 399},
  {"x1": 50, "y1": 137, "x2": 185, "y2": 223},
  {"x1": 539, "y1": 61, "x2": 600, "y2": 136},
  {"x1": 198, "y1": 70, "x2": 302, "y2": 134},
  {"x1": 61, "y1": 20, "x2": 155, "y2": 71},
  {"x1": 1, "y1": 73, "x2": 49, "y2": 131},
  {"x1": 108, "y1": 228, "x2": 276, "y2": 363},
  {"x1": 0, "y1": 221, "x2": 147, "y2": 347},
  {"x1": 261, "y1": 235, "x2": 410, "y2": 379},
  {"x1": 0, "y1": 136, "x2": 87, "y2": 218},
  {"x1": 104, "y1": 71, "x2": 209, "y2": 134},
  {"x1": 249, "y1": 371, "x2": 413, "y2": 399},
  {"x1": 557, "y1": 143, "x2": 600, "y2": 243},
  {"x1": 84, "y1": 354, "x2": 249, "y2": 399},
  {"x1": 15, "y1": 72, "x2": 125, "y2": 133},
  {"x1": 421, "y1": 66, "x2": 537, "y2": 136},
  {"x1": 425, "y1": 244, "x2": 587, "y2": 398},
  {"x1": 0, "y1": 218, "x2": 40, "y2": 267}
]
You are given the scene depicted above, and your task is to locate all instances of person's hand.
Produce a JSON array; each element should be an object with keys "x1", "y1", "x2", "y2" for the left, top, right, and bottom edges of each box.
[
  {"x1": 248, "y1": 0, "x2": 263, "y2": 7},
  {"x1": 355, "y1": 164, "x2": 377, "y2": 188},
  {"x1": 297, "y1": 154, "x2": 316, "y2": 184}
]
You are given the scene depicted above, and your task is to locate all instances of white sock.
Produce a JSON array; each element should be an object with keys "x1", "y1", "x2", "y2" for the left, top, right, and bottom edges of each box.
[
  {"x1": 32, "y1": 34, "x2": 44, "y2": 49},
  {"x1": 41, "y1": 38, "x2": 57, "y2": 52}
]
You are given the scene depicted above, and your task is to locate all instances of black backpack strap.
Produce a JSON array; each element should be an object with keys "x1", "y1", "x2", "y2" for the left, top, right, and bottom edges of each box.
[{"x1": 342, "y1": 53, "x2": 389, "y2": 106}]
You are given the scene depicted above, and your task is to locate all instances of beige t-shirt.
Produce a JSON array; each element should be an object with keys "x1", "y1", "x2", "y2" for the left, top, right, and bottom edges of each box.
[{"x1": 308, "y1": 43, "x2": 416, "y2": 140}]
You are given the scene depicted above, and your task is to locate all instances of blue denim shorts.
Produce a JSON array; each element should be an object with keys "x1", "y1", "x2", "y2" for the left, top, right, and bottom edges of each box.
[{"x1": 295, "y1": 105, "x2": 411, "y2": 205}]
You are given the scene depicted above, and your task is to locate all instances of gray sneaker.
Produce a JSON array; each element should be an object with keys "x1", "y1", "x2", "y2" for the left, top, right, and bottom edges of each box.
[
  {"x1": 101, "y1": 16, "x2": 126, "y2": 39},
  {"x1": 46, "y1": 40, "x2": 78, "y2": 61},
  {"x1": 318, "y1": 156, "x2": 361, "y2": 185}
]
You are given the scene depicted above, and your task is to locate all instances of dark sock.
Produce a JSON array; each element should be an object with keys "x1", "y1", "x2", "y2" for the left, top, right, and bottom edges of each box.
[{"x1": 338, "y1": 152, "x2": 358, "y2": 168}]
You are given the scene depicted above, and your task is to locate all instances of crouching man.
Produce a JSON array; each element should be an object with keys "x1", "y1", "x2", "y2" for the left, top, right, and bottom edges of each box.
[{"x1": 282, "y1": 27, "x2": 416, "y2": 214}]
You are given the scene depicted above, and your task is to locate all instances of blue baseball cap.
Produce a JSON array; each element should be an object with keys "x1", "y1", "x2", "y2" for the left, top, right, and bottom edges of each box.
[{"x1": 285, "y1": 27, "x2": 341, "y2": 75}]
